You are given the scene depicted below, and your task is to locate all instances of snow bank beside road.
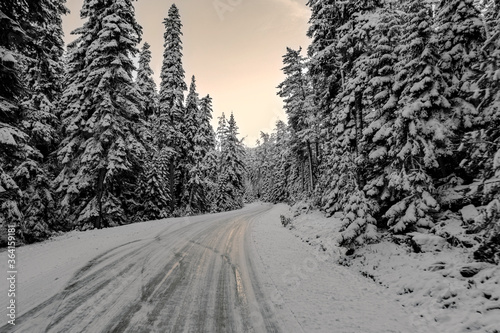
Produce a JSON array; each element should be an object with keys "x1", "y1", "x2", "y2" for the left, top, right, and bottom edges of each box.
[
  {"x1": 283, "y1": 205, "x2": 500, "y2": 333},
  {"x1": 249, "y1": 203, "x2": 428, "y2": 332}
]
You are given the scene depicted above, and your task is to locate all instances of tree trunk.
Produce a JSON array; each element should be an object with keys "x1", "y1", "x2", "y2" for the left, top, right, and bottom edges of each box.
[
  {"x1": 95, "y1": 168, "x2": 106, "y2": 229},
  {"x1": 315, "y1": 140, "x2": 321, "y2": 166},
  {"x1": 307, "y1": 141, "x2": 315, "y2": 191},
  {"x1": 188, "y1": 184, "x2": 195, "y2": 213},
  {"x1": 354, "y1": 91, "x2": 365, "y2": 189},
  {"x1": 301, "y1": 160, "x2": 305, "y2": 192},
  {"x1": 169, "y1": 160, "x2": 175, "y2": 212}
]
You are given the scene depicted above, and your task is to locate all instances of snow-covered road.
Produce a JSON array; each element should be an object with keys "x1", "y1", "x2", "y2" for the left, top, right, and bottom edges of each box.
[{"x1": 1, "y1": 204, "x2": 422, "y2": 332}]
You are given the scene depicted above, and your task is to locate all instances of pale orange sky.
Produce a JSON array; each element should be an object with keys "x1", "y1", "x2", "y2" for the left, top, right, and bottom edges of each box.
[{"x1": 62, "y1": 0, "x2": 310, "y2": 146}]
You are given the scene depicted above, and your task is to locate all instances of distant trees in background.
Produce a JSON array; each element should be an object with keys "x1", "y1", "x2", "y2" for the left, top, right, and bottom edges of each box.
[
  {"x1": 247, "y1": 0, "x2": 500, "y2": 250},
  {"x1": 0, "y1": 1, "x2": 245, "y2": 245}
]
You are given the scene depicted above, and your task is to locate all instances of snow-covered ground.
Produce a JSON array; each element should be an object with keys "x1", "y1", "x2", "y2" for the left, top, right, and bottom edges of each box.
[
  {"x1": 0, "y1": 203, "x2": 438, "y2": 332},
  {"x1": 248, "y1": 203, "x2": 429, "y2": 332},
  {"x1": 282, "y1": 203, "x2": 500, "y2": 333}
]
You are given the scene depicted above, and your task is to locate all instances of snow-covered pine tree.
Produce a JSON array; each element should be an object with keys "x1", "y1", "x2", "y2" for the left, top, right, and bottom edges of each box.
[
  {"x1": 16, "y1": 0, "x2": 68, "y2": 242},
  {"x1": 184, "y1": 76, "x2": 200, "y2": 152},
  {"x1": 306, "y1": 0, "x2": 349, "y2": 212},
  {"x1": 158, "y1": 4, "x2": 187, "y2": 212},
  {"x1": 244, "y1": 133, "x2": 269, "y2": 201},
  {"x1": 1, "y1": 1, "x2": 31, "y2": 243},
  {"x1": 257, "y1": 132, "x2": 275, "y2": 202},
  {"x1": 434, "y1": 0, "x2": 485, "y2": 175},
  {"x1": 55, "y1": 0, "x2": 147, "y2": 229},
  {"x1": 461, "y1": 0, "x2": 500, "y2": 248},
  {"x1": 337, "y1": 5, "x2": 409, "y2": 246},
  {"x1": 198, "y1": 95, "x2": 216, "y2": 156},
  {"x1": 306, "y1": 0, "x2": 345, "y2": 121},
  {"x1": 216, "y1": 112, "x2": 227, "y2": 152},
  {"x1": 0, "y1": 0, "x2": 68, "y2": 243},
  {"x1": 277, "y1": 47, "x2": 318, "y2": 193},
  {"x1": 214, "y1": 112, "x2": 246, "y2": 212},
  {"x1": 361, "y1": 8, "x2": 405, "y2": 208},
  {"x1": 383, "y1": 0, "x2": 448, "y2": 233},
  {"x1": 136, "y1": 42, "x2": 158, "y2": 119},
  {"x1": 315, "y1": 0, "x2": 382, "y2": 245},
  {"x1": 267, "y1": 120, "x2": 290, "y2": 203},
  {"x1": 186, "y1": 94, "x2": 217, "y2": 214},
  {"x1": 138, "y1": 146, "x2": 172, "y2": 220}
]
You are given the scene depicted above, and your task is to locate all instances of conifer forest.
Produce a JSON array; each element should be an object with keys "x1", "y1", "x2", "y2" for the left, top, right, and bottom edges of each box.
[
  {"x1": 1, "y1": 1, "x2": 246, "y2": 244},
  {"x1": 1, "y1": 0, "x2": 499, "y2": 264}
]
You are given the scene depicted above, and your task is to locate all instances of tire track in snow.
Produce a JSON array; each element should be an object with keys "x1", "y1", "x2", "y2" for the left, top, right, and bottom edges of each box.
[{"x1": 2, "y1": 205, "x2": 280, "y2": 333}]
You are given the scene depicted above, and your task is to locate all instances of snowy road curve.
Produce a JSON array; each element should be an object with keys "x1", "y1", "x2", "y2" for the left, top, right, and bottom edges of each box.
[{"x1": 2, "y1": 204, "x2": 423, "y2": 332}]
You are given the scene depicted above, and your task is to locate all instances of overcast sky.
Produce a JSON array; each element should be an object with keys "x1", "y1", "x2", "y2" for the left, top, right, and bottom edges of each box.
[{"x1": 62, "y1": 0, "x2": 310, "y2": 146}]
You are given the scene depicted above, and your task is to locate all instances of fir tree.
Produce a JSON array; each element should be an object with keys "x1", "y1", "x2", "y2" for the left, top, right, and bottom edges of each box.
[
  {"x1": 184, "y1": 76, "x2": 200, "y2": 160},
  {"x1": 435, "y1": 0, "x2": 485, "y2": 176},
  {"x1": 1, "y1": 1, "x2": 31, "y2": 243},
  {"x1": 138, "y1": 146, "x2": 172, "y2": 220},
  {"x1": 1, "y1": 0, "x2": 68, "y2": 243},
  {"x1": 136, "y1": 42, "x2": 158, "y2": 119},
  {"x1": 315, "y1": 1, "x2": 382, "y2": 245},
  {"x1": 158, "y1": 4, "x2": 187, "y2": 211},
  {"x1": 461, "y1": 0, "x2": 500, "y2": 243},
  {"x1": 17, "y1": 0, "x2": 68, "y2": 242},
  {"x1": 277, "y1": 47, "x2": 318, "y2": 193},
  {"x1": 383, "y1": 0, "x2": 448, "y2": 233},
  {"x1": 186, "y1": 94, "x2": 217, "y2": 214},
  {"x1": 55, "y1": 0, "x2": 146, "y2": 229},
  {"x1": 214, "y1": 112, "x2": 246, "y2": 211}
]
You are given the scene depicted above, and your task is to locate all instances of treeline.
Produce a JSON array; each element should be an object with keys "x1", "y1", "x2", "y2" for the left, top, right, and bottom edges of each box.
[
  {"x1": 0, "y1": 1, "x2": 245, "y2": 245},
  {"x1": 246, "y1": 0, "x2": 500, "y2": 247}
]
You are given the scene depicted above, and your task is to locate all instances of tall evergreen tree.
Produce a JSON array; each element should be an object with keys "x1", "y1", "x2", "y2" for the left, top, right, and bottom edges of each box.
[
  {"x1": 214, "y1": 112, "x2": 246, "y2": 211},
  {"x1": 186, "y1": 94, "x2": 217, "y2": 214},
  {"x1": 158, "y1": 4, "x2": 187, "y2": 212},
  {"x1": 184, "y1": 76, "x2": 200, "y2": 158},
  {"x1": 136, "y1": 42, "x2": 158, "y2": 119},
  {"x1": 1, "y1": 0, "x2": 68, "y2": 243},
  {"x1": 382, "y1": 0, "x2": 448, "y2": 233},
  {"x1": 277, "y1": 47, "x2": 317, "y2": 193},
  {"x1": 55, "y1": 0, "x2": 146, "y2": 229},
  {"x1": 461, "y1": 0, "x2": 500, "y2": 239},
  {"x1": 1, "y1": 1, "x2": 32, "y2": 242},
  {"x1": 435, "y1": 0, "x2": 485, "y2": 176}
]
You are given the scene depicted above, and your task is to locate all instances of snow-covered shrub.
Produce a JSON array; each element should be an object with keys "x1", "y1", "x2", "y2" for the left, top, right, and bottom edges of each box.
[
  {"x1": 339, "y1": 190, "x2": 379, "y2": 246},
  {"x1": 384, "y1": 170, "x2": 440, "y2": 234},
  {"x1": 473, "y1": 199, "x2": 500, "y2": 265}
]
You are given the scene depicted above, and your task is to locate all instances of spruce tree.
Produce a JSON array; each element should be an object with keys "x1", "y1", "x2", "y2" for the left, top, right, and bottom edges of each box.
[
  {"x1": 138, "y1": 146, "x2": 172, "y2": 220},
  {"x1": 435, "y1": 0, "x2": 485, "y2": 177},
  {"x1": 339, "y1": 7, "x2": 405, "y2": 245},
  {"x1": 136, "y1": 42, "x2": 158, "y2": 119},
  {"x1": 383, "y1": 0, "x2": 448, "y2": 233},
  {"x1": 17, "y1": 0, "x2": 68, "y2": 241},
  {"x1": 184, "y1": 76, "x2": 200, "y2": 162},
  {"x1": 183, "y1": 76, "x2": 200, "y2": 212},
  {"x1": 186, "y1": 94, "x2": 217, "y2": 214},
  {"x1": 158, "y1": 4, "x2": 187, "y2": 212},
  {"x1": 462, "y1": 0, "x2": 500, "y2": 243},
  {"x1": 1, "y1": 0, "x2": 68, "y2": 243},
  {"x1": 1, "y1": 1, "x2": 31, "y2": 243},
  {"x1": 214, "y1": 112, "x2": 246, "y2": 211},
  {"x1": 55, "y1": 0, "x2": 146, "y2": 229},
  {"x1": 277, "y1": 47, "x2": 317, "y2": 193},
  {"x1": 268, "y1": 121, "x2": 290, "y2": 203}
]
